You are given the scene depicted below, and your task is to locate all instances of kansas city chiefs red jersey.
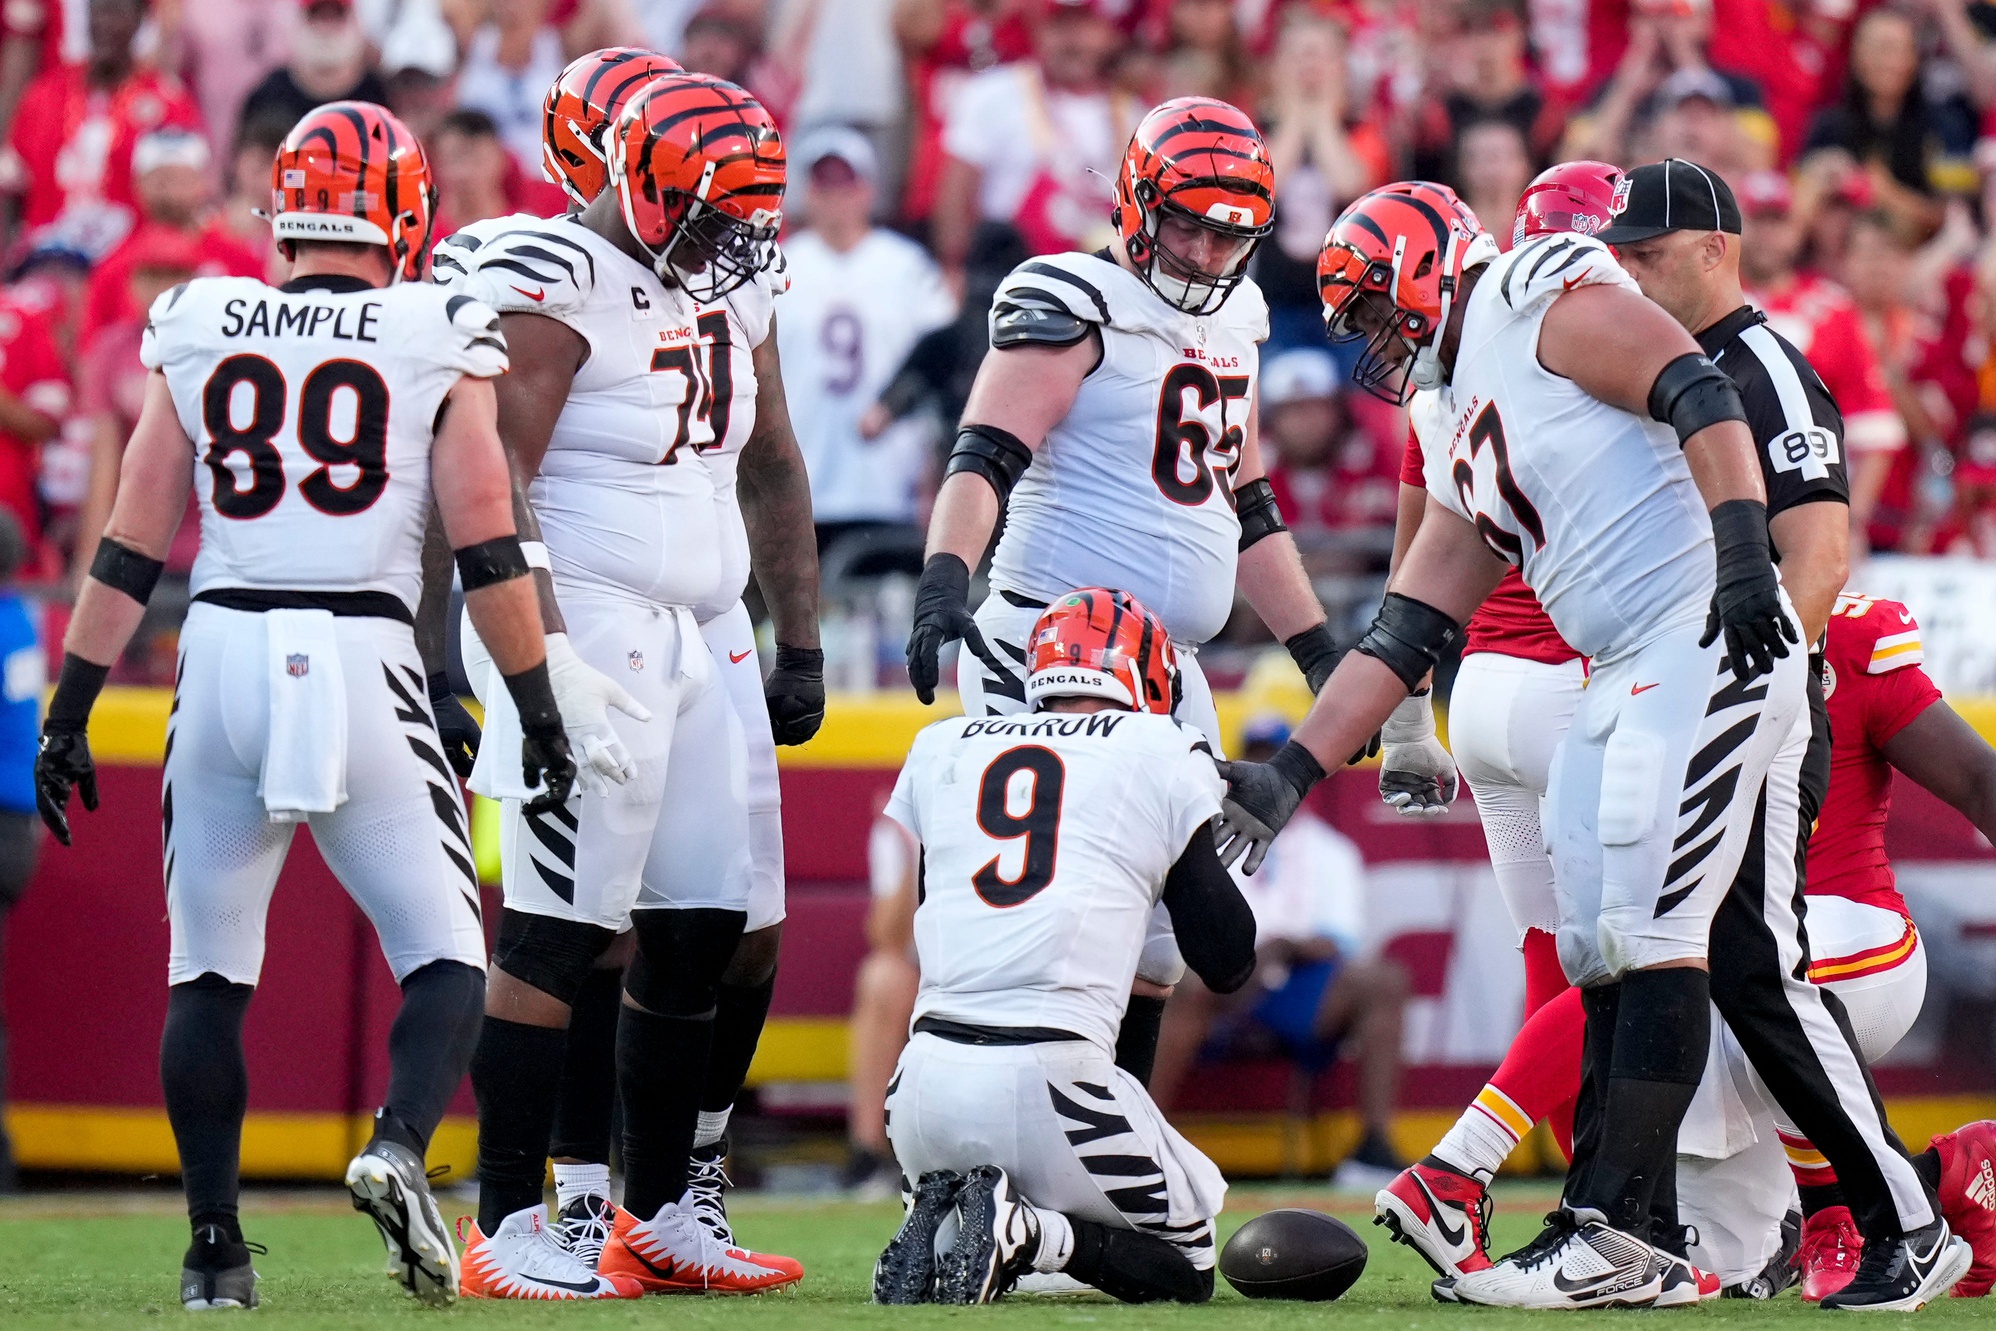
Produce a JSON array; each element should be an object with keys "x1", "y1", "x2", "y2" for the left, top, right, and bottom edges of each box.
[
  {"x1": 1400, "y1": 428, "x2": 1579, "y2": 666},
  {"x1": 1808, "y1": 593, "x2": 1943, "y2": 916},
  {"x1": 1751, "y1": 275, "x2": 1906, "y2": 456}
]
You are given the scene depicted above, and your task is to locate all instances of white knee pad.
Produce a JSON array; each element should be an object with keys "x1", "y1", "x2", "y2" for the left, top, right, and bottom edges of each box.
[{"x1": 1597, "y1": 728, "x2": 1666, "y2": 848}]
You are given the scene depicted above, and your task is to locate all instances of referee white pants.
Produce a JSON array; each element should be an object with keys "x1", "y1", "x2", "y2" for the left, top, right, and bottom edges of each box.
[{"x1": 163, "y1": 603, "x2": 487, "y2": 986}]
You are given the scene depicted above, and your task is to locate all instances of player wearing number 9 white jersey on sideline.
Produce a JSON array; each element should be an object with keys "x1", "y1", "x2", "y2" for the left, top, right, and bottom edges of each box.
[
  {"x1": 31, "y1": 102, "x2": 579, "y2": 1312},
  {"x1": 876, "y1": 589, "x2": 1257, "y2": 1306},
  {"x1": 904, "y1": 97, "x2": 1338, "y2": 1090},
  {"x1": 436, "y1": 70, "x2": 810, "y2": 1299}
]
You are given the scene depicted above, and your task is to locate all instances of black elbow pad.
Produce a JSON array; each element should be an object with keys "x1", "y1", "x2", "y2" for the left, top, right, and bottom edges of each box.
[
  {"x1": 1649, "y1": 352, "x2": 1747, "y2": 447},
  {"x1": 1234, "y1": 477, "x2": 1288, "y2": 552},
  {"x1": 1356, "y1": 593, "x2": 1463, "y2": 691},
  {"x1": 89, "y1": 537, "x2": 164, "y2": 604},
  {"x1": 945, "y1": 424, "x2": 1033, "y2": 501},
  {"x1": 455, "y1": 535, "x2": 530, "y2": 590}
]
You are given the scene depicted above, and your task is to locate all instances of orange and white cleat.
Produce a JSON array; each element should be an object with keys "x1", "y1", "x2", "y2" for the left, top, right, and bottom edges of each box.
[
  {"x1": 457, "y1": 1208, "x2": 645, "y2": 1300},
  {"x1": 1932, "y1": 1120, "x2": 1996, "y2": 1296},
  {"x1": 684, "y1": 1142, "x2": 805, "y2": 1282},
  {"x1": 1375, "y1": 1160, "x2": 1494, "y2": 1278},
  {"x1": 1795, "y1": 1205, "x2": 1863, "y2": 1303},
  {"x1": 598, "y1": 1198, "x2": 803, "y2": 1294}
]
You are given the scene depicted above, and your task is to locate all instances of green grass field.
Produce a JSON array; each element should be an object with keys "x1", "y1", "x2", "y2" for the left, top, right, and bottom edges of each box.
[{"x1": 0, "y1": 1186, "x2": 1982, "y2": 1329}]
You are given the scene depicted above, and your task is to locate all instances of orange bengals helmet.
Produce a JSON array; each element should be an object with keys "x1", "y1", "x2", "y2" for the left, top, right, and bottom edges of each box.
[
  {"x1": 1113, "y1": 97, "x2": 1273, "y2": 316},
  {"x1": 606, "y1": 72, "x2": 784, "y2": 303},
  {"x1": 1317, "y1": 181, "x2": 1497, "y2": 405},
  {"x1": 543, "y1": 47, "x2": 683, "y2": 208},
  {"x1": 268, "y1": 101, "x2": 434, "y2": 283},
  {"x1": 1513, "y1": 160, "x2": 1625, "y2": 249},
  {"x1": 1026, "y1": 588, "x2": 1179, "y2": 714}
]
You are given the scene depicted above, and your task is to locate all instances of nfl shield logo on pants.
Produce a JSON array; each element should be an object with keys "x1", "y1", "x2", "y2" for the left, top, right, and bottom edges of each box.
[{"x1": 286, "y1": 654, "x2": 310, "y2": 678}]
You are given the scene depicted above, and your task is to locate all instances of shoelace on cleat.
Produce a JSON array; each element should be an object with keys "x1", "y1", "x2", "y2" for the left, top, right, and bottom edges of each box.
[
  {"x1": 1509, "y1": 1213, "x2": 1582, "y2": 1272},
  {"x1": 687, "y1": 1152, "x2": 734, "y2": 1245},
  {"x1": 1467, "y1": 1189, "x2": 1495, "y2": 1258},
  {"x1": 558, "y1": 1201, "x2": 612, "y2": 1266}
]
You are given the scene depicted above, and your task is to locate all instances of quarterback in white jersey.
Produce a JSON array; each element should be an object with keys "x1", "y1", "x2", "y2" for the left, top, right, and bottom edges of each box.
[
  {"x1": 877, "y1": 588, "x2": 1256, "y2": 1305},
  {"x1": 33, "y1": 103, "x2": 578, "y2": 1311}
]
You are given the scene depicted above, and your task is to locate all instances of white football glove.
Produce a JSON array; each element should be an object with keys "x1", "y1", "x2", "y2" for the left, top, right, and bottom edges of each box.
[
  {"x1": 545, "y1": 632, "x2": 653, "y2": 796},
  {"x1": 1379, "y1": 690, "x2": 1457, "y2": 817}
]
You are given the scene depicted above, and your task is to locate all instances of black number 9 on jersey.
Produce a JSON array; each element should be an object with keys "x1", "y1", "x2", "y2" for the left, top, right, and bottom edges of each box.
[
  {"x1": 201, "y1": 354, "x2": 391, "y2": 520},
  {"x1": 973, "y1": 745, "x2": 1066, "y2": 907}
]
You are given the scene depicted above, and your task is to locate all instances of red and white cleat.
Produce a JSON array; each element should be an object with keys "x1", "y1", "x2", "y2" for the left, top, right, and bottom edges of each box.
[
  {"x1": 457, "y1": 1208, "x2": 644, "y2": 1300},
  {"x1": 598, "y1": 1199, "x2": 803, "y2": 1295},
  {"x1": 1932, "y1": 1120, "x2": 1996, "y2": 1297},
  {"x1": 1375, "y1": 1160, "x2": 1493, "y2": 1278},
  {"x1": 684, "y1": 1142, "x2": 805, "y2": 1282},
  {"x1": 1795, "y1": 1205, "x2": 1863, "y2": 1303}
]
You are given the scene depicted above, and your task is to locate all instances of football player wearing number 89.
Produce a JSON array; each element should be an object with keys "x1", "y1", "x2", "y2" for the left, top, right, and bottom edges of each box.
[{"x1": 32, "y1": 101, "x2": 578, "y2": 1311}]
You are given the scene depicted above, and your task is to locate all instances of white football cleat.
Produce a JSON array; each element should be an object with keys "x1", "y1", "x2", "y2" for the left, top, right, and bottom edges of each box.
[
  {"x1": 458, "y1": 1207, "x2": 644, "y2": 1300},
  {"x1": 344, "y1": 1139, "x2": 458, "y2": 1305},
  {"x1": 1441, "y1": 1210, "x2": 1666, "y2": 1309}
]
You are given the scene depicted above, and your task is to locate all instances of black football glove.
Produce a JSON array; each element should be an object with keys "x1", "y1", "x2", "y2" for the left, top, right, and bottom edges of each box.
[
  {"x1": 35, "y1": 725, "x2": 98, "y2": 846},
  {"x1": 1701, "y1": 499, "x2": 1798, "y2": 684},
  {"x1": 765, "y1": 645, "x2": 826, "y2": 746},
  {"x1": 427, "y1": 672, "x2": 481, "y2": 780},
  {"x1": 905, "y1": 553, "x2": 1011, "y2": 705},
  {"x1": 520, "y1": 717, "x2": 577, "y2": 815},
  {"x1": 1213, "y1": 741, "x2": 1326, "y2": 875}
]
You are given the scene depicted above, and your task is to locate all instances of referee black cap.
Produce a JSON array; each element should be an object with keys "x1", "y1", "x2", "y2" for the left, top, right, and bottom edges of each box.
[{"x1": 1596, "y1": 158, "x2": 1741, "y2": 243}]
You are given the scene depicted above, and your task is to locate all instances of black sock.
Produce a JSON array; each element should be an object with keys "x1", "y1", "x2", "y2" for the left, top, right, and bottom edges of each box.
[
  {"x1": 1575, "y1": 969, "x2": 1709, "y2": 1234},
  {"x1": 550, "y1": 966, "x2": 623, "y2": 1164},
  {"x1": 1912, "y1": 1148, "x2": 1942, "y2": 1193},
  {"x1": 1065, "y1": 1217, "x2": 1211, "y2": 1303},
  {"x1": 1115, "y1": 995, "x2": 1168, "y2": 1087},
  {"x1": 1650, "y1": 1157, "x2": 1683, "y2": 1253},
  {"x1": 704, "y1": 974, "x2": 775, "y2": 1114},
  {"x1": 379, "y1": 960, "x2": 484, "y2": 1156},
  {"x1": 160, "y1": 974, "x2": 255, "y2": 1231},
  {"x1": 471, "y1": 1016, "x2": 568, "y2": 1232},
  {"x1": 1565, "y1": 982, "x2": 1621, "y2": 1207},
  {"x1": 618, "y1": 1005, "x2": 713, "y2": 1220},
  {"x1": 1800, "y1": 1181, "x2": 1850, "y2": 1218}
]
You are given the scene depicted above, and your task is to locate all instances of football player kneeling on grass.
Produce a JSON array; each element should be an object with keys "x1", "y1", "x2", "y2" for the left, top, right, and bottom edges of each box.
[{"x1": 871, "y1": 589, "x2": 1258, "y2": 1305}]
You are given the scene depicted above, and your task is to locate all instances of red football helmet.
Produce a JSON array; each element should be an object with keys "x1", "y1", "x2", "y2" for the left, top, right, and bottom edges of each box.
[
  {"x1": 1512, "y1": 160, "x2": 1625, "y2": 248},
  {"x1": 1317, "y1": 181, "x2": 1496, "y2": 404},
  {"x1": 1112, "y1": 97, "x2": 1274, "y2": 316},
  {"x1": 543, "y1": 47, "x2": 684, "y2": 208},
  {"x1": 268, "y1": 101, "x2": 434, "y2": 282},
  {"x1": 605, "y1": 72, "x2": 785, "y2": 302},
  {"x1": 1026, "y1": 588, "x2": 1179, "y2": 714}
]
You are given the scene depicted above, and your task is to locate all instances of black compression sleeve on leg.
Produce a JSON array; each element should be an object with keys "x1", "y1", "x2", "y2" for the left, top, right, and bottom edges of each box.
[
  {"x1": 160, "y1": 973, "x2": 255, "y2": 1231},
  {"x1": 1573, "y1": 969, "x2": 1710, "y2": 1233},
  {"x1": 1065, "y1": 1217, "x2": 1212, "y2": 1303},
  {"x1": 704, "y1": 974, "x2": 776, "y2": 1114},
  {"x1": 1565, "y1": 983, "x2": 1621, "y2": 1209},
  {"x1": 471, "y1": 1016, "x2": 569, "y2": 1232},
  {"x1": 618, "y1": 1005, "x2": 712, "y2": 1219},
  {"x1": 1115, "y1": 996, "x2": 1168, "y2": 1087},
  {"x1": 549, "y1": 966, "x2": 623, "y2": 1164},
  {"x1": 378, "y1": 960, "x2": 484, "y2": 1155}
]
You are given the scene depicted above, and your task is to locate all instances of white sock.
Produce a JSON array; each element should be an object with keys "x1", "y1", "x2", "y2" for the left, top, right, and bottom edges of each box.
[
  {"x1": 553, "y1": 1162, "x2": 611, "y2": 1212},
  {"x1": 694, "y1": 1108, "x2": 732, "y2": 1150},
  {"x1": 1028, "y1": 1206, "x2": 1074, "y2": 1273},
  {"x1": 1429, "y1": 1084, "x2": 1525, "y2": 1184}
]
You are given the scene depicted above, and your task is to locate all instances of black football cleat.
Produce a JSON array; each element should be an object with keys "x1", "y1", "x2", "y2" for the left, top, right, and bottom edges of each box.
[
  {"x1": 873, "y1": 1169, "x2": 963, "y2": 1304},
  {"x1": 180, "y1": 1222, "x2": 263, "y2": 1311},
  {"x1": 934, "y1": 1165, "x2": 1041, "y2": 1305},
  {"x1": 1820, "y1": 1218, "x2": 1972, "y2": 1312}
]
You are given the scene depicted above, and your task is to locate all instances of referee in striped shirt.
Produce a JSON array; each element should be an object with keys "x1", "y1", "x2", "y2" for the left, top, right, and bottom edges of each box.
[{"x1": 1600, "y1": 159, "x2": 1955, "y2": 1305}]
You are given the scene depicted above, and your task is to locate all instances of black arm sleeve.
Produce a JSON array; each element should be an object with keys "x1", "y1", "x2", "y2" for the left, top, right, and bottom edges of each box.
[{"x1": 1161, "y1": 823, "x2": 1257, "y2": 994}]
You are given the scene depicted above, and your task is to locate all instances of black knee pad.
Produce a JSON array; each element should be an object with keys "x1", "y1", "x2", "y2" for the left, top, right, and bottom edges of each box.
[
  {"x1": 627, "y1": 908, "x2": 747, "y2": 1016},
  {"x1": 491, "y1": 909, "x2": 617, "y2": 1006},
  {"x1": 720, "y1": 922, "x2": 782, "y2": 989}
]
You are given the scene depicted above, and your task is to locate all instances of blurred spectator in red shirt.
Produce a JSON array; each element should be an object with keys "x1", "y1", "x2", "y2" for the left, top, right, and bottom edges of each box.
[
  {"x1": 933, "y1": 0, "x2": 1141, "y2": 283},
  {"x1": 239, "y1": 0, "x2": 387, "y2": 133},
  {"x1": 431, "y1": 108, "x2": 568, "y2": 235},
  {"x1": 895, "y1": 0, "x2": 1034, "y2": 226},
  {"x1": 0, "y1": 276, "x2": 71, "y2": 574},
  {"x1": 1411, "y1": 0, "x2": 1563, "y2": 186},
  {"x1": 1458, "y1": 117, "x2": 1534, "y2": 243},
  {"x1": 1707, "y1": 0, "x2": 1854, "y2": 163},
  {"x1": 219, "y1": 111, "x2": 291, "y2": 279},
  {"x1": 1563, "y1": 5, "x2": 1774, "y2": 175},
  {"x1": 1254, "y1": 9, "x2": 1391, "y2": 349},
  {"x1": 455, "y1": 0, "x2": 567, "y2": 175},
  {"x1": 1528, "y1": 0, "x2": 1629, "y2": 109},
  {"x1": 81, "y1": 128, "x2": 264, "y2": 343},
  {"x1": 172, "y1": 0, "x2": 293, "y2": 157},
  {"x1": 1261, "y1": 347, "x2": 1400, "y2": 573},
  {"x1": 3, "y1": 0, "x2": 205, "y2": 240},
  {"x1": 74, "y1": 229, "x2": 202, "y2": 586},
  {"x1": 1154, "y1": 0, "x2": 1251, "y2": 103},
  {"x1": 1738, "y1": 168, "x2": 1907, "y2": 550},
  {"x1": 0, "y1": 0, "x2": 67, "y2": 144}
]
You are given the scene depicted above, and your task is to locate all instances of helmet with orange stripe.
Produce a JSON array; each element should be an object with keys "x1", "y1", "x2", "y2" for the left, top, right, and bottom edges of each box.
[
  {"x1": 1513, "y1": 159, "x2": 1624, "y2": 249},
  {"x1": 267, "y1": 101, "x2": 435, "y2": 283},
  {"x1": 543, "y1": 47, "x2": 684, "y2": 209},
  {"x1": 1026, "y1": 588, "x2": 1180, "y2": 714},
  {"x1": 605, "y1": 72, "x2": 785, "y2": 302},
  {"x1": 1317, "y1": 181, "x2": 1497, "y2": 404},
  {"x1": 1112, "y1": 96, "x2": 1274, "y2": 316}
]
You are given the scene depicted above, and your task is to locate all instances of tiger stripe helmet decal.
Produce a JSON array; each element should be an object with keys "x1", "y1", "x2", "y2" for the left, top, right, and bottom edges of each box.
[
  {"x1": 1318, "y1": 181, "x2": 1496, "y2": 405},
  {"x1": 268, "y1": 101, "x2": 435, "y2": 283},
  {"x1": 606, "y1": 71, "x2": 785, "y2": 303},
  {"x1": 1112, "y1": 96, "x2": 1273, "y2": 316},
  {"x1": 542, "y1": 47, "x2": 683, "y2": 208},
  {"x1": 1026, "y1": 588, "x2": 1180, "y2": 715}
]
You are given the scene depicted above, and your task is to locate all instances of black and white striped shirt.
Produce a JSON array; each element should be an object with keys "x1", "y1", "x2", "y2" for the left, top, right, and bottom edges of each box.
[{"x1": 1697, "y1": 304, "x2": 1850, "y2": 517}]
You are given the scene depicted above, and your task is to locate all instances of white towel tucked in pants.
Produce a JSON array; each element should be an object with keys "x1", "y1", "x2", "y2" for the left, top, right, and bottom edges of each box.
[{"x1": 259, "y1": 608, "x2": 347, "y2": 820}]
